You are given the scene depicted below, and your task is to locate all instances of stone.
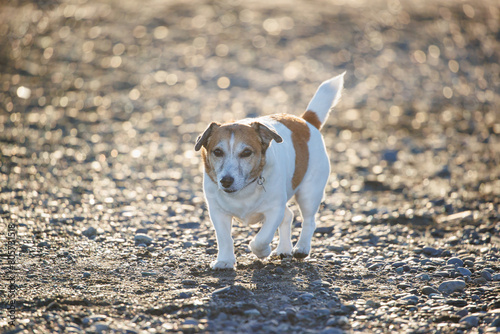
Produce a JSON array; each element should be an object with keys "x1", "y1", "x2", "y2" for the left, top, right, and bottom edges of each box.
[
  {"x1": 457, "y1": 267, "x2": 472, "y2": 276},
  {"x1": 178, "y1": 292, "x2": 191, "y2": 299},
  {"x1": 416, "y1": 274, "x2": 431, "y2": 281},
  {"x1": 182, "y1": 280, "x2": 197, "y2": 286},
  {"x1": 21, "y1": 243, "x2": 34, "y2": 251},
  {"x1": 464, "y1": 260, "x2": 475, "y2": 267},
  {"x1": 460, "y1": 315, "x2": 479, "y2": 327},
  {"x1": 423, "y1": 247, "x2": 441, "y2": 257},
  {"x1": 400, "y1": 295, "x2": 419, "y2": 304},
  {"x1": 37, "y1": 241, "x2": 50, "y2": 248},
  {"x1": 92, "y1": 322, "x2": 110, "y2": 332},
  {"x1": 243, "y1": 309, "x2": 261, "y2": 316},
  {"x1": 366, "y1": 300, "x2": 380, "y2": 308},
  {"x1": 134, "y1": 233, "x2": 153, "y2": 245},
  {"x1": 421, "y1": 286, "x2": 439, "y2": 295},
  {"x1": 320, "y1": 328, "x2": 344, "y2": 334},
  {"x1": 392, "y1": 261, "x2": 405, "y2": 268},
  {"x1": 490, "y1": 317, "x2": 500, "y2": 327},
  {"x1": 446, "y1": 299, "x2": 467, "y2": 307},
  {"x1": 447, "y1": 257, "x2": 464, "y2": 267},
  {"x1": 212, "y1": 286, "x2": 232, "y2": 295},
  {"x1": 481, "y1": 270, "x2": 492, "y2": 281},
  {"x1": 326, "y1": 316, "x2": 349, "y2": 326},
  {"x1": 438, "y1": 280, "x2": 466, "y2": 294},
  {"x1": 368, "y1": 263, "x2": 384, "y2": 270},
  {"x1": 298, "y1": 293, "x2": 315, "y2": 303},
  {"x1": 82, "y1": 226, "x2": 97, "y2": 238}
]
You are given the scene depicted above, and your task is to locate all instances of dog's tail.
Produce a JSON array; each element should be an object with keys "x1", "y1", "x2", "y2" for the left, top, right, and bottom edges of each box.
[{"x1": 301, "y1": 72, "x2": 345, "y2": 130}]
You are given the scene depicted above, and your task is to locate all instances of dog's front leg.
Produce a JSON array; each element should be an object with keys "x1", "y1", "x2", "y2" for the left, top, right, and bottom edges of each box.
[
  {"x1": 249, "y1": 206, "x2": 286, "y2": 259},
  {"x1": 209, "y1": 208, "x2": 236, "y2": 270}
]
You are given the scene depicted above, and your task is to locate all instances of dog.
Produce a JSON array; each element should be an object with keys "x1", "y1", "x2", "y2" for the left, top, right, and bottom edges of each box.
[{"x1": 195, "y1": 73, "x2": 345, "y2": 269}]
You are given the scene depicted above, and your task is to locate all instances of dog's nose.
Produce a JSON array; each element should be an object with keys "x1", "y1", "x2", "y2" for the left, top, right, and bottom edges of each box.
[{"x1": 220, "y1": 176, "x2": 234, "y2": 189}]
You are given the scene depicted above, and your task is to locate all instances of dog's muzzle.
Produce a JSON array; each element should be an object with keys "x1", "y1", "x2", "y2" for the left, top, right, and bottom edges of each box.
[{"x1": 220, "y1": 176, "x2": 235, "y2": 192}]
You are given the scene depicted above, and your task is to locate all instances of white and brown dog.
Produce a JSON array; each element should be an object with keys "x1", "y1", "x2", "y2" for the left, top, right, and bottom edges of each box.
[{"x1": 195, "y1": 73, "x2": 344, "y2": 269}]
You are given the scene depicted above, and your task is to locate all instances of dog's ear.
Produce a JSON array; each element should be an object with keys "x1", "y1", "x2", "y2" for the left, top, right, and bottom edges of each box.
[
  {"x1": 195, "y1": 122, "x2": 221, "y2": 151},
  {"x1": 251, "y1": 122, "x2": 283, "y2": 150}
]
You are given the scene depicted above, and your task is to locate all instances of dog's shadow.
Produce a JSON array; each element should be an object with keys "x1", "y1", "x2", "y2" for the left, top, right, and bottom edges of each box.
[{"x1": 200, "y1": 258, "x2": 340, "y2": 322}]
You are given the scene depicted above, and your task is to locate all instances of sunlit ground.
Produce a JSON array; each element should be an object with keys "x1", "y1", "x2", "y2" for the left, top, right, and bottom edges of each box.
[{"x1": 0, "y1": 0, "x2": 499, "y2": 332}]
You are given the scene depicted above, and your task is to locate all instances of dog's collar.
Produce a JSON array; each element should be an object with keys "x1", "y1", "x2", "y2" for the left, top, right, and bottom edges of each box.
[{"x1": 248, "y1": 175, "x2": 266, "y2": 192}]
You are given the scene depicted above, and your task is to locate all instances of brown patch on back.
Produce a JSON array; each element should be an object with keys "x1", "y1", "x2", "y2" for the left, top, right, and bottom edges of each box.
[
  {"x1": 301, "y1": 110, "x2": 322, "y2": 130},
  {"x1": 270, "y1": 114, "x2": 310, "y2": 189},
  {"x1": 201, "y1": 123, "x2": 266, "y2": 184}
]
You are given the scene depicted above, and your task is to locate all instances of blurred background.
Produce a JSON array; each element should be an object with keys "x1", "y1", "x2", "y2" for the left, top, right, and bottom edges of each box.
[{"x1": 0, "y1": 0, "x2": 499, "y2": 221}]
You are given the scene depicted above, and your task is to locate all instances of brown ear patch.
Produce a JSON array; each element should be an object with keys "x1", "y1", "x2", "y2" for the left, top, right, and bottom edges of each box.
[
  {"x1": 301, "y1": 110, "x2": 322, "y2": 130},
  {"x1": 269, "y1": 114, "x2": 310, "y2": 189}
]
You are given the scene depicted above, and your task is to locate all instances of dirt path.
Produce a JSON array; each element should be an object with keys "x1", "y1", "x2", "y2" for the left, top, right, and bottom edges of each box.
[{"x1": 1, "y1": 0, "x2": 499, "y2": 332}]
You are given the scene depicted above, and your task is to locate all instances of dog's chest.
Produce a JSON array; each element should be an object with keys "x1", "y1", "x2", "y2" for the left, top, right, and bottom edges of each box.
[{"x1": 234, "y1": 212, "x2": 265, "y2": 225}]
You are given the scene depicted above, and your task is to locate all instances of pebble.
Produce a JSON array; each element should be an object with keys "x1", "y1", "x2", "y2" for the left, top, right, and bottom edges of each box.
[
  {"x1": 422, "y1": 247, "x2": 441, "y2": 257},
  {"x1": 491, "y1": 317, "x2": 500, "y2": 327},
  {"x1": 460, "y1": 315, "x2": 479, "y2": 327},
  {"x1": 438, "y1": 280, "x2": 466, "y2": 294},
  {"x1": 178, "y1": 292, "x2": 191, "y2": 299},
  {"x1": 392, "y1": 261, "x2": 405, "y2": 268},
  {"x1": 464, "y1": 260, "x2": 475, "y2": 267},
  {"x1": 400, "y1": 295, "x2": 419, "y2": 304},
  {"x1": 182, "y1": 280, "x2": 197, "y2": 286},
  {"x1": 421, "y1": 286, "x2": 439, "y2": 295},
  {"x1": 134, "y1": 234, "x2": 153, "y2": 245},
  {"x1": 83, "y1": 272, "x2": 91, "y2": 278},
  {"x1": 474, "y1": 277, "x2": 488, "y2": 285},
  {"x1": 82, "y1": 226, "x2": 97, "y2": 238},
  {"x1": 244, "y1": 309, "x2": 261, "y2": 316},
  {"x1": 366, "y1": 300, "x2": 381, "y2": 308},
  {"x1": 327, "y1": 244, "x2": 345, "y2": 252},
  {"x1": 457, "y1": 267, "x2": 472, "y2": 276},
  {"x1": 37, "y1": 241, "x2": 50, "y2": 248},
  {"x1": 213, "y1": 286, "x2": 232, "y2": 295},
  {"x1": 21, "y1": 243, "x2": 34, "y2": 251},
  {"x1": 397, "y1": 283, "x2": 412, "y2": 290},
  {"x1": 340, "y1": 304, "x2": 357, "y2": 314},
  {"x1": 92, "y1": 322, "x2": 110, "y2": 332},
  {"x1": 446, "y1": 299, "x2": 468, "y2": 307},
  {"x1": 416, "y1": 274, "x2": 431, "y2": 281},
  {"x1": 298, "y1": 293, "x2": 315, "y2": 303},
  {"x1": 326, "y1": 316, "x2": 349, "y2": 326},
  {"x1": 492, "y1": 274, "x2": 500, "y2": 281},
  {"x1": 481, "y1": 270, "x2": 492, "y2": 281},
  {"x1": 447, "y1": 257, "x2": 464, "y2": 267},
  {"x1": 368, "y1": 263, "x2": 384, "y2": 270},
  {"x1": 320, "y1": 328, "x2": 344, "y2": 334}
]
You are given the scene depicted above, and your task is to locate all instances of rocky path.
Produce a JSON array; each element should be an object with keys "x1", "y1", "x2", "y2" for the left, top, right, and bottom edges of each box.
[{"x1": 1, "y1": 0, "x2": 499, "y2": 333}]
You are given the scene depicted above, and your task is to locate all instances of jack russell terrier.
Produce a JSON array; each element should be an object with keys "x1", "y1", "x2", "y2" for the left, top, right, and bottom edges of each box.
[{"x1": 195, "y1": 73, "x2": 345, "y2": 269}]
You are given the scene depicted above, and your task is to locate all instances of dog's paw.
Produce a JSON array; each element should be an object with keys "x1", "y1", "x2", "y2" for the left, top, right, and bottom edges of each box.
[
  {"x1": 292, "y1": 246, "x2": 310, "y2": 259},
  {"x1": 249, "y1": 240, "x2": 272, "y2": 259},
  {"x1": 270, "y1": 249, "x2": 292, "y2": 259},
  {"x1": 210, "y1": 259, "x2": 236, "y2": 270}
]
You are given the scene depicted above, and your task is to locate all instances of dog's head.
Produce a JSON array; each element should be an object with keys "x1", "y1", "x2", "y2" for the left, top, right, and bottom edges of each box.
[{"x1": 195, "y1": 121, "x2": 282, "y2": 194}]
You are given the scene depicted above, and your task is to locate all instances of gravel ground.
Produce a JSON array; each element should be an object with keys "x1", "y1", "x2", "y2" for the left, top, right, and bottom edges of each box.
[{"x1": 1, "y1": 0, "x2": 500, "y2": 333}]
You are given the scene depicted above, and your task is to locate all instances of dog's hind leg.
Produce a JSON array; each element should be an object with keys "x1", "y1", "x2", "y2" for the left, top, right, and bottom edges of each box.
[
  {"x1": 293, "y1": 179, "x2": 327, "y2": 259},
  {"x1": 270, "y1": 206, "x2": 294, "y2": 258}
]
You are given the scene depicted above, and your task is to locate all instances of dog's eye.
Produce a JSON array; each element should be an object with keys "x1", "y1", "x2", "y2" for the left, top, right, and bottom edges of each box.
[
  {"x1": 213, "y1": 148, "x2": 224, "y2": 157},
  {"x1": 240, "y1": 149, "x2": 253, "y2": 158}
]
